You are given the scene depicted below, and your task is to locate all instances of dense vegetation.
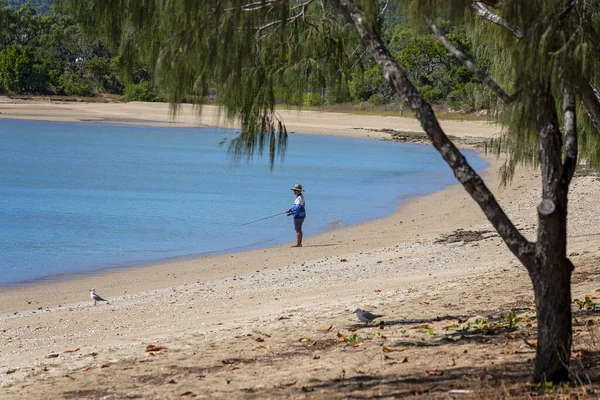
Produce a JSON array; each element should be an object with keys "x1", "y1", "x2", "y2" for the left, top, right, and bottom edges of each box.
[{"x1": 0, "y1": 0, "x2": 490, "y2": 110}]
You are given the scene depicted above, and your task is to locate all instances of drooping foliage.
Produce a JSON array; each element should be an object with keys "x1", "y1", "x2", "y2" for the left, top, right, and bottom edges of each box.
[
  {"x1": 57, "y1": 0, "x2": 363, "y2": 166},
  {"x1": 478, "y1": 0, "x2": 600, "y2": 175}
]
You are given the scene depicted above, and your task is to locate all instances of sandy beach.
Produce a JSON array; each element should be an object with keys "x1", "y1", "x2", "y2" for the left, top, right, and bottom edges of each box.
[{"x1": 1, "y1": 99, "x2": 599, "y2": 399}]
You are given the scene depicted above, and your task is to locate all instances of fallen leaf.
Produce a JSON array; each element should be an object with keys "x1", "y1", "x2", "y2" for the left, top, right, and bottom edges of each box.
[
  {"x1": 181, "y1": 391, "x2": 198, "y2": 397},
  {"x1": 101, "y1": 364, "x2": 109, "y2": 368},
  {"x1": 146, "y1": 344, "x2": 168, "y2": 352},
  {"x1": 401, "y1": 357, "x2": 408, "y2": 363},
  {"x1": 523, "y1": 339, "x2": 538, "y2": 348},
  {"x1": 449, "y1": 358, "x2": 456, "y2": 366},
  {"x1": 586, "y1": 319, "x2": 595, "y2": 326},
  {"x1": 255, "y1": 337, "x2": 265, "y2": 342},
  {"x1": 299, "y1": 337, "x2": 311, "y2": 342},
  {"x1": 374, "y1": 289, "x2": 382, "y2": 293},
  {"x1": 503, "y1": 349, "x2": 515, "y2": 355},
  {"x1": 321, "y1": 325, "x2": 333, "y2": 332},
  {"x1": 410, "y1": 324, "x2": 429, "y2": 330},
  {"x1": 45, "y1": 354, "x2": 59, "y2": 359},
  {"x1": 283, "y1": 381, "x2": 297, "y2": 386},
  {"x1": 352, "y1": 343, "x2": 366, "y2": 347},
  {"x1": 423, "y1": 301, "x2": 430, "y2": 305},
  {"x1": 571, "y1": 351, "x2": 584, "y2": 358},
  {"x1": 504, "y1": 333, "x2": 516, "y2": 340},
  {"x1": 424, "y1": 370, "x2": 443, "y2": 377},
  {"x1": 5, "y1": 369, "x2": 16, "y2": 374},
  {"x1": 63, "y1": 347, "x2": 80, "y2": 353},
  {"x1": 382, "y1": 346, "x2": 407, "y2": 353},
  {"x1": 340, "y1": 258, "x2": 347, "y2": 262},
  {"x1": 168, "y1": 379, "x2": 177, "y2": 384},
  {"x1": 313, "y1": 355, "x2": 320, "y2": 360},
  {"x1": 277, "y1": 316, "x2": 290, "y2": 320}
]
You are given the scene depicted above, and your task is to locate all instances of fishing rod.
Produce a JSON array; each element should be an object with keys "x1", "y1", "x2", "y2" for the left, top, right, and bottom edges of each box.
[{"x1": 237, "y1": 211, "x2": 288, "y2": 228}]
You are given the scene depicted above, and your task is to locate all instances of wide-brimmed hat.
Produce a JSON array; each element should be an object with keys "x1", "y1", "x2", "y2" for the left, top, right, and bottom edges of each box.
[{"x1": 291, "y1": 184, "x2": 304, "y2": 192}]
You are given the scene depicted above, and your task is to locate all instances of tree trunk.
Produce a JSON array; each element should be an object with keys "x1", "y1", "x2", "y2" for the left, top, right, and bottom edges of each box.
[
  {"x1": 530, "y1": 258, "x2": 573, "y2": 382},
  {"x1": 529, "y1": 86, "x2": 576, "y2": 383}
]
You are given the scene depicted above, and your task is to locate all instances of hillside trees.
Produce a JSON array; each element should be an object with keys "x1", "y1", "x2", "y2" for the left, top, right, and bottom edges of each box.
[
  {"x1": 56, "y1": 0, "x2": 600, "y2": 384},
  {"x1": 0, "y1": 1, "x2": 125, "y2": 95},
  {"x1": 0, "y1": 1, "x2": 491, "y2": 108}
]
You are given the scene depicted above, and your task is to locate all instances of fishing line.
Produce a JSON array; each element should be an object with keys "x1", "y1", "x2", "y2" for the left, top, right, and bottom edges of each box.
[
  {"x1": 210, "y1": 211, "x2": 288, "y2": 238},
  {"x1": 236, "y1": 211, "x2": 288, "y2": 228}
]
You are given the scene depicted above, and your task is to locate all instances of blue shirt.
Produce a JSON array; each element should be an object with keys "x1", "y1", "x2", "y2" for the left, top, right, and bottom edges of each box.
[{"x1": 289, "y1": 194, "x2": 306, "y2": 218}]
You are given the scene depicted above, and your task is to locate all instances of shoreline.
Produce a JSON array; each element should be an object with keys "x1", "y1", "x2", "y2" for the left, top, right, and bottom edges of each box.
[
  {"x1": 0, "y1": 100, "x2": 495, "y2": 291},
  {"x1": 4, "y1": 99, "x2": 599, "y2": 397},
  {"x1": 0, "y1": 100, "x2": 505, "y2": 308}
]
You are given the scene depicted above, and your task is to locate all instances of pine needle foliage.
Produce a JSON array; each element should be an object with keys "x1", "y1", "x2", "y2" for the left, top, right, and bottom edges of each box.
[
  {"x1": 398, "y1": 0, "x2": 600, "y2": 181},
  {"x1": 57, "y1": 0, "x2": 361, "y2": 168}
]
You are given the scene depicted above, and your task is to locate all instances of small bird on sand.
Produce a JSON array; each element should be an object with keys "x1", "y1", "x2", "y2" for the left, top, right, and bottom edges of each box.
[
  {"x1": 90, "y1": 288, "x2": 107, "y2": 305},
  {"x1": 354, "y1": 308, "x2": 384, "y2": 326}
]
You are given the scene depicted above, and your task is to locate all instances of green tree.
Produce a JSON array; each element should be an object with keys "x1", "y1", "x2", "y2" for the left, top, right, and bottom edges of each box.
[
  {"x1": 57, "y1": 0, "x2": 600, "y2": 385},
  {"x1": 0, "y1": 2, "x2": 124, "y2": 95},
  {"x1": 0, "y1": 44, "x2": 49, "y2": 92},
  {"x1": 0, "y1": 2, "x2": 41, "y2": 46}
]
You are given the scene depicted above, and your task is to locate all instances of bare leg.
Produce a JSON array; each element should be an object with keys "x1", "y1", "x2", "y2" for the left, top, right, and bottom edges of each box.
[{"x1": 292, "y1": 231, "x2": 303, "y2": 247}]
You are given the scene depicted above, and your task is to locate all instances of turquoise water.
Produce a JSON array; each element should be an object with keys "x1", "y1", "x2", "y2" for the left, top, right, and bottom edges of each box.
[{"x1": 0, "y1": 120, "x2": 488, "y2": 286}]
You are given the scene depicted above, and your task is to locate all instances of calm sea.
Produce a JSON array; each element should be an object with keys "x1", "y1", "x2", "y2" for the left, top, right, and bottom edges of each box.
[{"x1": 0, "y1": 120, "x2": 488, "y2": 286}]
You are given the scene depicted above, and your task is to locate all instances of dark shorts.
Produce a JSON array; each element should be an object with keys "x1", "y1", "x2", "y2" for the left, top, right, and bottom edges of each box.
[{"x1": 293, "y1": 217, "x2": 305, "y2": 232}]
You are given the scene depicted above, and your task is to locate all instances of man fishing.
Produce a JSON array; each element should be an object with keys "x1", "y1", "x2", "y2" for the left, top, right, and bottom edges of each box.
[{"x1": 286, "y1": 184, "x2": 306, "y2": 247}]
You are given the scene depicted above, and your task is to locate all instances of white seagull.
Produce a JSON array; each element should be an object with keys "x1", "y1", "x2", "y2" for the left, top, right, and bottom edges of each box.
[
  {"x1": 354, "y1": 308, "x2": 384, "y2": 326},
  {"x1": 90, "y1": 288, "x2": 108, "y2": 305}
]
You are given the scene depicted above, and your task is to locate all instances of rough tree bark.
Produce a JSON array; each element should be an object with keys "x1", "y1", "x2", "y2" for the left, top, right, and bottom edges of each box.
[{"x1": 330, "y1": 0, "x2": 576, "y2": 383}]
